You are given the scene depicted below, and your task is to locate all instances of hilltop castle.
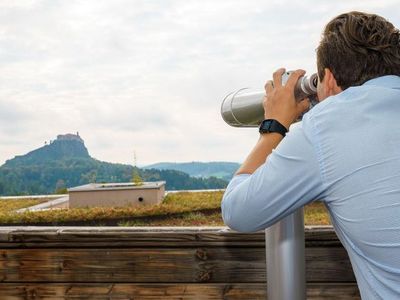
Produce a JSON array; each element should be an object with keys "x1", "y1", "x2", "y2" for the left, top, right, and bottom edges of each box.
[{"x1": 56, "y1": 132, "x2": 84, "y2": 143}]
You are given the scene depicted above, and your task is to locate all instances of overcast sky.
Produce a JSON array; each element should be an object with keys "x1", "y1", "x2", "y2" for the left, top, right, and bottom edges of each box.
[{"x1": 0, "y1": 0, "x2": 399, "y2": 166}]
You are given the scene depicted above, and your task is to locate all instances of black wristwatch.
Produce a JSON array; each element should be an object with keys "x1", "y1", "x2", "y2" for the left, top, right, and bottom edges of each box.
[{"x1": 259, "y1": 119, "x2": 288, "y2": 137}]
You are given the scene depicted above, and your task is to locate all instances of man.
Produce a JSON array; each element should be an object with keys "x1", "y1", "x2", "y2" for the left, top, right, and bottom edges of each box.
[{"x1": 221, "y1": 11, "x2": 400, "y2": 299}]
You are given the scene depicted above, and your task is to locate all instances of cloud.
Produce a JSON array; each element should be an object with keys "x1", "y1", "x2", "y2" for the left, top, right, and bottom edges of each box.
[{"x1": 0, "y1": 0, "x2": 399, "y2": 166}]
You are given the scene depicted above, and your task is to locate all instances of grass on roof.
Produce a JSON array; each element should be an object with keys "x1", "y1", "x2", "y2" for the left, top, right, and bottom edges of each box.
[{"x1": 0, "y1": 191, "x2": 331, "y2": 226}]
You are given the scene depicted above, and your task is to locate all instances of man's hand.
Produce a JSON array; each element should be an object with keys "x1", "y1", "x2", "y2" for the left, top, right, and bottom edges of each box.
[
  {"x1": 263, "y1": 68, "x2": 310, "y2": 130},
  {"x1": 235, "y1": 68, "x2": 310, "y2": 175}
]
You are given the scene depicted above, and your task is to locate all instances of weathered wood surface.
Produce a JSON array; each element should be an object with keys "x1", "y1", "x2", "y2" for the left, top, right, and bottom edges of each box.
[
  {"x1": 0, "y1": 247, "x2": 354, "y2": 283},
  {"x1": 0, "y1": 226, "x2": 340, "y2": 247},
  {"x1": 0, "y1": 226, "x2": 360, "y2": 300},
  {"x1": 0, "y1": 283, "x2": 360, "y2": 300}
]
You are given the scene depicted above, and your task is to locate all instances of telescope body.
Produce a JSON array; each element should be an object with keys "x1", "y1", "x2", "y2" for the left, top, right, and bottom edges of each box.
[{"x1": 221, "y1": 72, "x2": 318, "y2": 127}]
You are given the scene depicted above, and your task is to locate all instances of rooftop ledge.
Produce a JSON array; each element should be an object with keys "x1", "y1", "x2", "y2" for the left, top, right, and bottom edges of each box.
[{"x1": 67, "y1": 181, "x2": 166, "y2": 192}]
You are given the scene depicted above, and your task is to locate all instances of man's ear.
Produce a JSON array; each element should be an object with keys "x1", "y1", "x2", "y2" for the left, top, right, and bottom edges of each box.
[{"x1": 324, "y1": 68, "x2": 343, "y2": 95}]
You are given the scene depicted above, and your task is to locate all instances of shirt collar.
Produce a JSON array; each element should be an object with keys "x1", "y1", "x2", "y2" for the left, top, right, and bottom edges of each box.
[{"x1": 363, "y1": 75, "x2": 400, "y2": 89}]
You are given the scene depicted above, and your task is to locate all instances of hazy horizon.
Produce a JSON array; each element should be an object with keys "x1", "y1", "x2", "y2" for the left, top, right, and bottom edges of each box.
[
  {"x1": 0, "y1": 133, "x2": 243, "y2": 166},
  {"x1": 1, "y1": 0, "x2": 399, "y2": 166}
]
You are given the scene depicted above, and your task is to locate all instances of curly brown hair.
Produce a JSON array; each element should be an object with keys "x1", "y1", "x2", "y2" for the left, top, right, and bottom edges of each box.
[{"x1": 317, "y1": 11, "x2": 400, "y2": 90}]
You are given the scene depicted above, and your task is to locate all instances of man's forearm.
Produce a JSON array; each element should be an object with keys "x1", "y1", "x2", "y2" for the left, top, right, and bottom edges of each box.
[{"x1": 235, "y1": 133, "x2": 283, "y2": 175}]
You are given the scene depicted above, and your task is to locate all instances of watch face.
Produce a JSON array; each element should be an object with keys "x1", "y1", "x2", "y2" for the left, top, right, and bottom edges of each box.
[{"x1": 260, "y1": 120, "x2": 272, "y2": 131}]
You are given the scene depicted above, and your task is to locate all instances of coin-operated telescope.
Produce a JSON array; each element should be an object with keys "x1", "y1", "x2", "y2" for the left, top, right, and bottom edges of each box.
[
  {"x1": 221, "y1": 71, "x2": 318, "y2": 127},
  {"x1": 220, "y1": 70, "x2": 318, "y2": 300}
]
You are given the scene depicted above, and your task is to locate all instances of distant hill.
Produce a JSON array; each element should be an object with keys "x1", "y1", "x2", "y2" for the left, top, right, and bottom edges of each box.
[
  {"x1": 143, "y1": 162, "x2": 240, "y2": 181},
  {"x1": 0, "y1": 134, "x2": 228, "y2": 196},
  {"x1": 4, "y1": 134, "x2": 90, "y2": 167}
]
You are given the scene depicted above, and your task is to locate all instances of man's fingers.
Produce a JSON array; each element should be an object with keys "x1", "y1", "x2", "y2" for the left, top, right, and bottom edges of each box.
[
  {"x1": 264, "y1": 80, "x2": 274, "y2": 94},
  {"x1": 285, "y1": 69, "x2": 306, "y2": 89},
  {"x1": 272, "y1": 68, "x2": 285, "y2": 88}
]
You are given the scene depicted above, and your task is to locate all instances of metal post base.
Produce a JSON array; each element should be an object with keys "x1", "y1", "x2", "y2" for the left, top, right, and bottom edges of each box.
[{"x1": 265, "y1": 208, "x2": 306, "y2": 300}]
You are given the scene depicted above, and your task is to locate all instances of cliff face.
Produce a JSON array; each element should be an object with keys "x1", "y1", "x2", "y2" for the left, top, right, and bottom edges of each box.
[
  {"x1": 4, "y1": 134, "x2": 90, "y2": 167},
  {"x1": 41, "y1": 138, "x2": 89, "y2": 161}
]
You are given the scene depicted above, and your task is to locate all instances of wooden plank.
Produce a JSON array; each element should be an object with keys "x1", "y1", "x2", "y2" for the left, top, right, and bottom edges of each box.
[
  {"x1": 0, "y1": 227, "x2": 358, "y2": 299},
  {"x1": 0, "y1": 227, "x2": 265, "y2": 248},
  {"x1": 0, "y1": 283, "x2": 361, "y2": 300},
  {"x1": 0, "y1": 247, "x2": 355, "y2": 283},
  {"x1": 305, "y1": 226, "x2": 343, "y2": 246},
  {"x1": 0, "y1": 226, "x2": 342, "y2": 248},
  {"x1": 306, "y1": 247, "x2": 355, "y2": 282}
]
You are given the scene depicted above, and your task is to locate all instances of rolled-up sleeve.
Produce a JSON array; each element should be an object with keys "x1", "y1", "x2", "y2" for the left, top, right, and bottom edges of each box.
[{"x1": 221, "y1": 120, "x2": 326, "y2": 232}]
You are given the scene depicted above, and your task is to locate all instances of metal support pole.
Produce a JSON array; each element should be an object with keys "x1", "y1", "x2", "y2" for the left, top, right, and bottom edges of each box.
[{"x1": 265, "y1": 208, "x2": 306, "y2": 300}]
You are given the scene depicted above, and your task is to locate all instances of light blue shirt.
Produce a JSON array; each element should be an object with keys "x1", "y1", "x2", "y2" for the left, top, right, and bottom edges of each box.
[{"x1": 222, "y1": 75, "x2": 400, "y2": 299}]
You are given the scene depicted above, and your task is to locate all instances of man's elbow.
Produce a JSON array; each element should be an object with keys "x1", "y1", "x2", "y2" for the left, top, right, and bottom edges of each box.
[{"x1": 221, "y1": 194, "x2": 260, "y2": 233}]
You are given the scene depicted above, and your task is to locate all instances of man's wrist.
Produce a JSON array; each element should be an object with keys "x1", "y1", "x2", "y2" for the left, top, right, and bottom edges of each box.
[
  {"x1": 264, "y1": 116, "x2": 292, "y2": 130},
  {"x1": 259, "y1": 132, "x2": 284, "y2": 141},
  {"x1": 259, "y1": 119, "x2": 288, "y2": 137}
]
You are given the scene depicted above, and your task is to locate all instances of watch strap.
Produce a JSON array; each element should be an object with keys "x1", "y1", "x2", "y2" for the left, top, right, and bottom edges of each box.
[{"x1": 259, "y1": 119, "x2": 288, "y2": 136}]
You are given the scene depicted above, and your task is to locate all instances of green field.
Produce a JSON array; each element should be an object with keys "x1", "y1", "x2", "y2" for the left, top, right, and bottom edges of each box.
[{"x1": 0, "y1": 192, "x2": 331, "y2": 226}]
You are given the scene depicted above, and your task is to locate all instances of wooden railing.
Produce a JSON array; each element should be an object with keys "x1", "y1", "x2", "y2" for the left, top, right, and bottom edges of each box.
[{"x1": 0, "y1": 226, "x2": 360, "y2": 299}]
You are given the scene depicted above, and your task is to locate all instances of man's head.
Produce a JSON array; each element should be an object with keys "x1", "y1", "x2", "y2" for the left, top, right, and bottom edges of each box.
[{"x1": 316, "y1": 11, "x2": 400, "y2": 100}]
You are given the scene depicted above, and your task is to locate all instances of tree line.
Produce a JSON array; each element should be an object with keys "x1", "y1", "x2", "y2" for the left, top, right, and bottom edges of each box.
[{"x1": 0, "y1": 157, "x2": 228, "y2": 196}]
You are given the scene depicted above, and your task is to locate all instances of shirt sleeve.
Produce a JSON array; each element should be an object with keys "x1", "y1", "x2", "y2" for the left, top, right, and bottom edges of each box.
[{"x1": 221, "y1": 120, "x2": 326, "y2": 232}]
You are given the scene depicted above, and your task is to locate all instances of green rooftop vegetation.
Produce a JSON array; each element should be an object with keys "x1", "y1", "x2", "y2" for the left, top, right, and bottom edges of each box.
[{"x1": 0, "y1": 191, "x2": 330, "y2": 226}]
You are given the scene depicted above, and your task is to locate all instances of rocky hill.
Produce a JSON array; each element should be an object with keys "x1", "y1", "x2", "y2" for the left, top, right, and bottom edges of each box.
[
  {"x1": 0, "y1": 134, "x2": 228, "y2": 196},
  {"x1": 5, "y1": 134, "x2": 90, "y2": 167}
]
